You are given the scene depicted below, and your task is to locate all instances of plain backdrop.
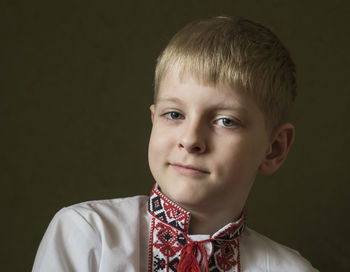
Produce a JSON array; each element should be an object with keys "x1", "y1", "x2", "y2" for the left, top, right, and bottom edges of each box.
[{"x1": 1, "y1": 0, "x2": 349, "y2": 271}]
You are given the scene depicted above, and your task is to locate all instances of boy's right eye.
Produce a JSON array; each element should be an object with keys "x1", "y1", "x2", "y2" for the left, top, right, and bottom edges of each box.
[{"x1": 164, "y1": 111, "x2": 184, "y2": 120}]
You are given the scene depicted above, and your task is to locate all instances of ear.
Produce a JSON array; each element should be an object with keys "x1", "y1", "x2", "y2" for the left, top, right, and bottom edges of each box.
[
  {"x1": 259, "y1": 123, "x2": 295, "y2": 175},
  {"x1": 150, "y1": 104, "x2": 155, "y2": 123}
]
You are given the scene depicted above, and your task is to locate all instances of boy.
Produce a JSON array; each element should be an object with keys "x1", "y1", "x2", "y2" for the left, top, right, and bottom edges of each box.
[{"x1": 33, "y1": 16, "x2": 318, "y2": 271}]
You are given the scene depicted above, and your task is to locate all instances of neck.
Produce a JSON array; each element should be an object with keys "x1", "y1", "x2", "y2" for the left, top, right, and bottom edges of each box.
[
  {"x1": 150, "y1": 184, "x2": 245, "y2": 235},
  {"x1": 186, "y1": 204, "x2": 243, "y2": 235}
]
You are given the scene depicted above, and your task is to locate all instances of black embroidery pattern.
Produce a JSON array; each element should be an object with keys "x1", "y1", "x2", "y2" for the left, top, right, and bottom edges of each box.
[{"x1": 148, "y1": 184, "x2": 246, "y2": 272}]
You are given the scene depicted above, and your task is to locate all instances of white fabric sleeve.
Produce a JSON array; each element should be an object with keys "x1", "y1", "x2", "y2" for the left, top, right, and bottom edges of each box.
[
  {"x1": 240, "y1": 228, "x2": 319, "y2": 272},
  {"x1": 32, "y1": 207, "x2": 101, "y2": 272}
]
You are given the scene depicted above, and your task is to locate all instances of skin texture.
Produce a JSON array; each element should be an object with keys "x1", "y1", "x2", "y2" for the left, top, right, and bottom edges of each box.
[{"x1": 148, "y1": 67, "x2": 294, "y2": 235}]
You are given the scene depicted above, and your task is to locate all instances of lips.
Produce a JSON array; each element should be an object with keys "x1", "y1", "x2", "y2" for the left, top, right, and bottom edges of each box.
[{"x1": 169, "y1": 163, "x2": 210, "y2": 175}]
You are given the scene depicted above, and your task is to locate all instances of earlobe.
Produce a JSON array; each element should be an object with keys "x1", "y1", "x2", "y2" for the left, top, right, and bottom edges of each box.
[
  {"x1": 150, "y1": 104, "x2": 155, "y2": 123},
  {"x1": 259, "y1": 123, "x2": 295, "y2": 175}
]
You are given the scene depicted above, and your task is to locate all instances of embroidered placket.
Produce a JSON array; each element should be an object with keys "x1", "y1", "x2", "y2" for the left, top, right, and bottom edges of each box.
[{"x1": 148, "y1": 185, "x2": 246, "y2": 272}]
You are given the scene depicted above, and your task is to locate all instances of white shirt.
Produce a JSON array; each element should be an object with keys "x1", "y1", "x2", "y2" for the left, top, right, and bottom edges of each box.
[{"x1": 33, "y1": 193, "x2": 318, "y2": 271}]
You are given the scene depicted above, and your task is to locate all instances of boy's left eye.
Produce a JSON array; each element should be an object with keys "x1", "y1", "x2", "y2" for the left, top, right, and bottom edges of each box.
[{"x1": 216, "y1": 118, "x2": 236, "y2": 127}]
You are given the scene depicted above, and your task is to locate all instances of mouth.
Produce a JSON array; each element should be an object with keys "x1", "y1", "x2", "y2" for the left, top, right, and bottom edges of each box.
[{"x1": 169, "y1": 163, "x2": 210, "y2": 176}]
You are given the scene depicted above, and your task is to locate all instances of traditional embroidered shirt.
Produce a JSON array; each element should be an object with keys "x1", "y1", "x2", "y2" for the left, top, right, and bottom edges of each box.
[
  {"x1": 33, "y1": 186, "x2": 319, "y2": 272},
  {"x1": 148, "y1": 185, "x2": 246, "y2": 272}
]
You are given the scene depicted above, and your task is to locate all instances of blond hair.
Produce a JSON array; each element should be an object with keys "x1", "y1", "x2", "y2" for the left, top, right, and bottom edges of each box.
[{"x1": 154, "y1": 16, "x2": 296, "y2": 130}]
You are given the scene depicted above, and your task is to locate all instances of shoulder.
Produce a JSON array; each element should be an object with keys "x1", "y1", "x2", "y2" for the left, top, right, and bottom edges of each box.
[
  {"x1": 33, "y1": 195, "x2": 150, "y2": 271},
  {"x1": 54, "y1": 195, "x2": 149, "y2": 232},
  {"x1": 39, "y1": 195, "x2": 150, "y2": 245},
  {"x1": 66, "y1": 195, "x2": 149, "y2": 218},
  {"x1": 240, "y1": 228, "x2": 318, "y2": 272}
]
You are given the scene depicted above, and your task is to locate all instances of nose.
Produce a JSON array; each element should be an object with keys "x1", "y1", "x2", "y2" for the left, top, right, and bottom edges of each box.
[{"x1": 178, "y1": 120, "x2": 207, "y2": 154}]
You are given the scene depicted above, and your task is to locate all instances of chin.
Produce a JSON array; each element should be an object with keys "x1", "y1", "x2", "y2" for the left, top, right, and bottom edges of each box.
[{"x1": 160, "y1": 181, "x2": 207, "y2": 209}]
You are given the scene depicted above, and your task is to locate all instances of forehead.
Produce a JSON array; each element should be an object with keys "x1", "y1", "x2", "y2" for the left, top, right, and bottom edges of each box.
[{"x1": 158, "y1": 68, "x2": 257, "y2": 114}]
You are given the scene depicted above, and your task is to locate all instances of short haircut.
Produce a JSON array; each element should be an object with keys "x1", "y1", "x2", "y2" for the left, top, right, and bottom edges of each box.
[{"x1": 154, "y1": 16, "x2": 296, "y2": 130}]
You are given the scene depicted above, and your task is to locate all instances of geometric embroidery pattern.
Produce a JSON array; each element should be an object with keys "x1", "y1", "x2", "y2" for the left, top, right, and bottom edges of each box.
[
  {"x1": 148, "y1": 184, "x2": 246, "y2": 272},
  {"x1": 149, "y1": 187, "x2": 189, "y2": 232}
]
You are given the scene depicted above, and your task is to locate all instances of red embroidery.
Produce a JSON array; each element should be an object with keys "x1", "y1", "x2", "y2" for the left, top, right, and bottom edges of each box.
[
  {"x1": 216, "y1": 240, "x2": 239, "y2": 271},
  {"x1": 164, "y1": 202, "x2": 186, "y2": 222},
  {"x1": 148, "y1": 184, "x2": 246, "y2": 272},
  {"x1": 154, "y1": 222, "x2": 182, "y2": 257}
]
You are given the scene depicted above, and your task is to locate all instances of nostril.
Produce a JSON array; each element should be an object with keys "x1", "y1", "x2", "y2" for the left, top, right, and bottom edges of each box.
[
  {"x1": 192, "y1": 146, "x2": 202, "y2": 152},
  {"x1": 178, "y1": 135, "x2": 206, "y2": 153}
]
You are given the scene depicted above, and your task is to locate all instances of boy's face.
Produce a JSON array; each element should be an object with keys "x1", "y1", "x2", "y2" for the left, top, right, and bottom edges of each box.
[{"x1": 148, "y1": 68, "x2": 271, "y2": 214}]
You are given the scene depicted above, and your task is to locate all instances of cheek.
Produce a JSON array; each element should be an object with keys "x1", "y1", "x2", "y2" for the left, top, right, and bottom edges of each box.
[
  {"x1": 213, "y1": 138, "x2": 261, "y2": 178},
  {"x1": 148, "y1": 130, "x2": 161, "y2": 181},
  {"x1": 148, "y1": 126, "x2": 173, "y2": 166},
  {"x1": 151, "y1": 122, "x2": 178, "y2": 148},
  {"x1": 148, "y1": 129, "x2": 160, "y2": 164}
]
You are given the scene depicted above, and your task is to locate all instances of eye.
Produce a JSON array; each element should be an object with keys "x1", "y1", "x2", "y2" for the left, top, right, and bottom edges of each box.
[
  {"x1": 164, "y1": 111, "x2": 184, "y2": 120},
  {"x1": 216, "y1": 118, "x2": 237, "y2": 127}
]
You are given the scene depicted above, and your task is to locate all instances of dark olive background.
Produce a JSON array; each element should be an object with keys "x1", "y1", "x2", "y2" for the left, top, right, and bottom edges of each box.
[{"x1": 1, "y1": 0, "x2": 349, "y2": 271}]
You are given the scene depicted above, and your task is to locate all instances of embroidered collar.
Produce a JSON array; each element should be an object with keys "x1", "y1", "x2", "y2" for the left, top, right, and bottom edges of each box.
[{"x1": 148, "y1": 184, "x2": 246, "y2": 272}]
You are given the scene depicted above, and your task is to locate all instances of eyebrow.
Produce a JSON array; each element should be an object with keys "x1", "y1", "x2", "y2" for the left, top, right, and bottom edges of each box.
[
  {"x1": 214, "y1": 102, "x2": 248, "y2": 113},
  {"x1": 156, "y1": 96, "x2": 184, "y2": 105},
  {"x1": 156, "y1": 96, "x2": 248, "y2": 113}
]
